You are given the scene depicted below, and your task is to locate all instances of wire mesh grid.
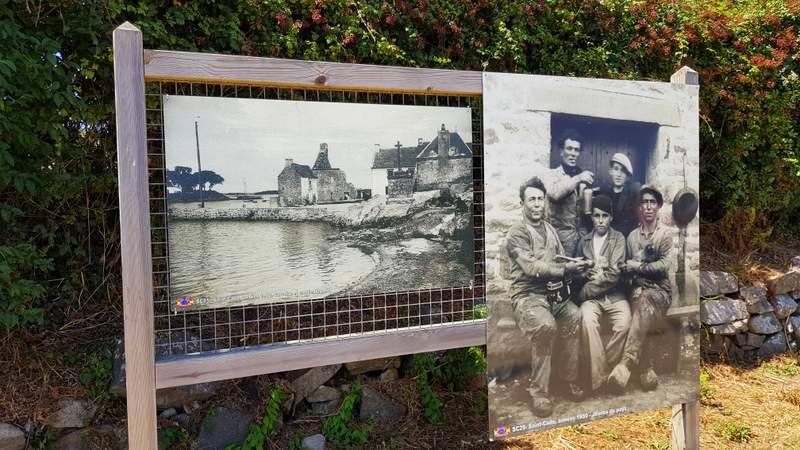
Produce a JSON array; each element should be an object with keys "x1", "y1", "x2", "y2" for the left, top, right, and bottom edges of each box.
[{"x1": 146, "y1": 81, "x2": 486, "y2": 358}]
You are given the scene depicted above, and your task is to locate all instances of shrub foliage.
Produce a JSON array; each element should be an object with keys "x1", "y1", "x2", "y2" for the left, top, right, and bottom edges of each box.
[{"x1": 1, "y1": 0, "x2": 799, "y2": 327}]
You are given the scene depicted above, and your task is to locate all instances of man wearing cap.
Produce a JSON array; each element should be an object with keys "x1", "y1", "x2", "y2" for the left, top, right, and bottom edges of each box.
[
  {"x1": 608, "y1": 185, "x2": 673, "y2": 392},
  {"x1": 601, "y1": 153, "x2": 641, "y2": 237},
  {"x1": 547, "y1": 129, "x2": 594, "y2": 256},
  {"x1": 504, "y1": 176, "x2": 590, "y2": 417},
  {"x1": 574, "y1": 195, "x2": 631, "y2": 393}
]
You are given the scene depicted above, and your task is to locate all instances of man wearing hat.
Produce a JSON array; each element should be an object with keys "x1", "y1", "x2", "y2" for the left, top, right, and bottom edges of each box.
[
  {"x1": 574, "y1": 195, "x2": 631, "y2": 393},
  {"x1": 547, "y1": 129, "x2": 595, "y2": 256},
  {"x1": 601, "y1": 153, "x2": 641, "y2": 237},
  {"x1": 608, "y1": 185, "x2": 673, "y2": 392},
  {"x1": 504, "y1": 176, "x2": 590, "y2": 417}
]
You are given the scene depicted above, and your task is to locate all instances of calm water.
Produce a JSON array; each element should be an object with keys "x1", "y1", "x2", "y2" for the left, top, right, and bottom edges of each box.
[{"x1": 168, "y1": 219, "x2": 376, "y2": 308}]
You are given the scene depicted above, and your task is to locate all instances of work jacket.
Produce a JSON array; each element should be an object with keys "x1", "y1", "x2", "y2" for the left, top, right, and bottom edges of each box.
[
  {"x1": 546, "y1": 165, "x2": 584, "y2": 249},
  {"x1": 599, "y1": 180, "x2": 641, "y2": 237},
  {"x1": 574, "y1": 228, "x2": 627, "y2": 303},
  {"x1": 504, "y1": 220, "x2": 566, "y2": 301},
  {"x1": 626, "y1": 221, "x2": 673, "y2": 293}
]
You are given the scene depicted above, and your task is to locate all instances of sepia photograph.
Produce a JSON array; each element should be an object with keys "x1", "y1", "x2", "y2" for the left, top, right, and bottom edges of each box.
[
  {"x1": 483, "y1": 73, "x2": 700, "y2": 439},
  {"x1": 163, "y1": 96, "x2": 475, "y2": 310}
]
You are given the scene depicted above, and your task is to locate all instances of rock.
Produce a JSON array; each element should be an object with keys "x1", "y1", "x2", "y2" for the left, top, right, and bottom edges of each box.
[
  {"x1": 792, "y1": 290, "x2": 800, "y2": 300},
  {"x1": 195, "y1": 407, "x2": 253, "y2": 450},
  {"x1": 703, "y1": 334, "x2": 731, "y2": 355},
  {"x1": 291, "y1": 364, "x2": 341, "y2": 404},
  {"x1": 748, "y1": 313, "x2": 782, "y2": 335},
  {"x1": 182, "y1": 401, "x2": 201, "y2": 415},
  {"x1": 767, "y1": 271, "x2": 800, "y2": 296},
  {"x1": 379, "y1": 368, "x2": 399, "y2": 382},
  {"x1": 53, "y1": 426, "x2": 123, "y2": 450},
  {"x1": 789, "y1": 316, "x2": 800, "y2": 340},
  {"x1": 359, "y1": 387, "x2": 406, "y2": 422},
  {"x1": 700, "y1": 271, "x2": 738, "y2": 297},
  {"x1": 0, "y1": 423, "x2": 25, "y2": 450},
  {"x1": 708, "y1": 319, "x2": 748, "y2": 335},
  {"x1": 307, "y1": 386, "x2": 341, "y2": 404},
  {"x1": 770, "y1": 294, "x2": 798, "y2": 320},
  {"x1": 758, "y1": 333, "x2": 789, "y2": 358},
  {"x1": 302, "y1": 434, "x2": 326, "y2": 450},
  {"x1": 157, "y1": 384, "x2": 218, "y2": 410},
  {"x1": 53, "y1": 429, "x2": 91, "y2": 450},
  {"x1": 791, "y1": 256, "x2": 800, "y2": 271},
  {"x1": 173, "y1": 413, "x2": 190, "y2": 427},
  {"x1": 745, "y1": 333, "x2": 766, "y2": 348},
  {"x1": 160, "y1": 408, "x2": 177, "y2": 418},
  {"x1": 45, "y1": 399, "x2": 95, "y2": 429},
  {"x1": 739, "y1": 286, "x2": 774, "y2": 314},
  {"x1": 311, "y1": 399, "x2": 342, "y2": 416},
  {"x1": 345, "y1": 357, "x2": 401, "y2": 376},
  {"x1": 700, "y1": 299, "x2": 748, "y2": 325}
]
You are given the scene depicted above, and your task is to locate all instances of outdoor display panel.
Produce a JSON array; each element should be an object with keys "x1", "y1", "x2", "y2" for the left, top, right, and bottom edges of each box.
[
  {"x1": 483, "y1": 72, "x2": 700, "y2": 439},
  {"x1": 163, "y1": 95, "x2": 475, "y2": 310}
]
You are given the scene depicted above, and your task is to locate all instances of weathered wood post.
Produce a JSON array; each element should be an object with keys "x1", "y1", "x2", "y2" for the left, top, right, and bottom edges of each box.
[
  {"x1": 669, "y1": 65, "x2": 700, "y2": 450},
  {"x1": 113, "y1": 22, "x2": 158, "y2": 450}
]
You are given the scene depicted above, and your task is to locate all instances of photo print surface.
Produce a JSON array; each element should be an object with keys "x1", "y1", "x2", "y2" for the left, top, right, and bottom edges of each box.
[
  {"x1": 163, "y1": 95, "x2": 474, "y2": 310},
  {"x1": 483, "y1": 73, "x2": 700, "y2": 439}
]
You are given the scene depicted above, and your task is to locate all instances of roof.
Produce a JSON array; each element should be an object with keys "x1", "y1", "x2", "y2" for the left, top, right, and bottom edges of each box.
[
  {"x1": 282, "y1": 163, "x2": 316, "y2": 178},
  {"x1": 417, "y1": 131, "x2": 472, "y2": 159},
  {"x1": 372, "y1": 142, "x2": 428, "y2": 169},
  {"x1": 313, "y1": 150, "x2": 334, "y2": 170}
]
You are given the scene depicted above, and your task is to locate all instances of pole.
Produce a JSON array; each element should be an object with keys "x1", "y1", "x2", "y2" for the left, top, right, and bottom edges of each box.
[{"x1": 195, "y1": 120, "x2": 204, "y2": 208}]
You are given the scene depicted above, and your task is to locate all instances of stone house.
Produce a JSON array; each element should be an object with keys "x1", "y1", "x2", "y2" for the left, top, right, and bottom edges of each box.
[
  {"x1": 312, "y1": 143, "x2": 357, "y2": 203},
  {"x1": 370, "y1": 140, "x2": 428, "y2": 197},
  {"x1": 277, "y1": 159, "x2": 317, "y2": 206},
  {"x1": 414, "y1": 124, "x2": 473, "y2": 192}
]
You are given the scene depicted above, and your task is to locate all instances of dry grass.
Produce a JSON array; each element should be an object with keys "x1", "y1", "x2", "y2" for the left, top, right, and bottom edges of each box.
[{"x1": 496, "y1": 356, "x2": 800, "y2": 449}]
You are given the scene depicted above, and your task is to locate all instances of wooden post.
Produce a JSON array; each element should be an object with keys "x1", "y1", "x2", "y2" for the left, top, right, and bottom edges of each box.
[
  {"x1": 113, "y1": 22, "x2": 158, "y2": 450},
  {"x1": 669, "y1": 65, "x2": 700, "y2": 450}
]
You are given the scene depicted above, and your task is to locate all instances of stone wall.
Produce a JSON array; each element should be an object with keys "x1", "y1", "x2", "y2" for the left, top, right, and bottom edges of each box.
[
  {"x1": 701, "y1": 265, "x2": 800, "y2": 359},
  {"x1": 414, "y1": 157, "x2": 472, "y2": 191},
  {"x1": 278, "y1": 171, "x2": 302, "y2": 206},
  {"x1": 315, "y1": 169, "x2": 356, "y2": 203},
  {"x1": 388, "y1": 176, "x2": 413, "y2": 197},
  {"x1": 169, "y1": 206, "x2": 334, "y2": 223}
]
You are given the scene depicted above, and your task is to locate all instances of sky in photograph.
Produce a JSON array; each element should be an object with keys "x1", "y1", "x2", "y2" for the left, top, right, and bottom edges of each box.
[{"x1": 163, "y1": 95, "x2": 473, "y2": 193}]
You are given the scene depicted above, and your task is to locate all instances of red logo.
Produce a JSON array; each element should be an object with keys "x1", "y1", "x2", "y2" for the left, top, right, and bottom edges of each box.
[{"x1": 494, "y1": 424, "x2": 510, "y2": 438}]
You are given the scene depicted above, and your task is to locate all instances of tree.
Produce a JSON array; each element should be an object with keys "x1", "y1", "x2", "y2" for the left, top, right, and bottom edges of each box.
[
  {"x1": 166, "y1": 166, "x2": 225, "y2": 192},
  {"x1": 197, "y1": 170, "x2": 224, "y2": 191}
]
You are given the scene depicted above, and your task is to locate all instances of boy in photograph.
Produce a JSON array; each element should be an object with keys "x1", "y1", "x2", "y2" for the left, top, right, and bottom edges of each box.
[
  {"x1": 574, "y1": 195, "x2": 631, "y2": 393},
  {"x1": 547, "y1": 129, "x2": 595, "y2": 256},
  {"x1": 505, "y1": 177, "x2": 590, "y2": 417},
  {"x1": 608, "y1": 185, "x2": 673, "y2": 392},
  {"x1": 600, "y1": 153, "x2": 641, "y2": 237}
]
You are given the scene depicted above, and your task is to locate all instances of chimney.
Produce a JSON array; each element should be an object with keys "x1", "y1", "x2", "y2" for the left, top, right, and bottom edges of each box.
[
  {"x1": 437, "y1": 124, "x2": 450, "y2": 164},
  {"x1": 285, "y1": 158, "x2": 293, "y2": 168},
  {"x1": 320, "y1": 143, "x2": 328, "y2": 155},
  {"x1": 418, "y1": 137, "x2": 423, "y2": 145}
]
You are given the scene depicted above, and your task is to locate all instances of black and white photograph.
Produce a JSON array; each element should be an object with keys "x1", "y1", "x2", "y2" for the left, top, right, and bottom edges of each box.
[
  {"x1": 483, "y1": 73, "x2": 700, "y2": 439},
  {"x1": 163, "y1": 96, "x2": 474, "y2": 310}
]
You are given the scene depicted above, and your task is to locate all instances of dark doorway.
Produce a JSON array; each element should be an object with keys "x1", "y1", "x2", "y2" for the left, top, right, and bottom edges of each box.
[{"x1": 550, "y1": 113, "x2": 658, "y2": 188}]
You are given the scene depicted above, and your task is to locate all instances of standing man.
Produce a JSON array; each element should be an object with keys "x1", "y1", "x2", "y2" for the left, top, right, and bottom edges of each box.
[
  {"x1": 547, "y1": 129, "x2": 594, "y2": 256},
  {"x1": 575, "y1": 195, "x2": 631, "y2": 393},
  {"x1": 505, "y1": 177, "x2": 590, "y2": 417},
  {"x1": 608, "y1": 185, "x2": 673, "y2": 392}
]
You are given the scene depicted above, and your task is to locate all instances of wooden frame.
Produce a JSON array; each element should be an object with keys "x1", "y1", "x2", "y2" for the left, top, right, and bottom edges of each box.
[{"x1": 114, "y1": 22, "x2": 699, "y2": 450}]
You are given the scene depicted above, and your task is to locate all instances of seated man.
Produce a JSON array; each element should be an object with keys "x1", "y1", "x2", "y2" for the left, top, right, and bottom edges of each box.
[
  {"x1": 505, "y1": 177, "x2": 590, "y2": 417},
  {"x1": 608, "y1": 185, "x2": 673, "y2": 392},
  {"x1": 574, "y1": 195, "x2": 631, "y2": 393}
]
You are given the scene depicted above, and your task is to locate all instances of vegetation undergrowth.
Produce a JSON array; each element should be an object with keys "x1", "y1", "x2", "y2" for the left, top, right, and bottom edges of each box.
[
  {"x1": 227, "y1": 388, "x2": 286, "y2": 450},
  {"x1": 322, "y1": 382, "x2": 372, "y2": 450}
]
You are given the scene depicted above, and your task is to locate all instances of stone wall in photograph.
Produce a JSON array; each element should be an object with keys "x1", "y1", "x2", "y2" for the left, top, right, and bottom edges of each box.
[{"x1": 701, "y1": 263, "x2": 800, "y2": 360}]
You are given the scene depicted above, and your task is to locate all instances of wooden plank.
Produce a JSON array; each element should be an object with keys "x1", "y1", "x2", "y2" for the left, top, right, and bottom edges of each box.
[
  {"x1": 156, "y1": 322, "x2": 486, "y2": 389},
  {"x1": 114, "y1": 22, "x2": 157, "y2": 450},
  {"x1": 671, "y1": 401, "x2": 700, "y2": 450},
  {"x1": 669, "y1": 65, "x2": 700, "y2": 450},
  {"x1": 143, "y1": 49, "x2": 483, "y2": 96}
]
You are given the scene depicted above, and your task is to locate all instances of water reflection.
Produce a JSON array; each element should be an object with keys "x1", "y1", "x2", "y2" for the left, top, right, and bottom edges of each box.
[{"x1": 168, "y1": 220, "x2": 376, "y2": 308}]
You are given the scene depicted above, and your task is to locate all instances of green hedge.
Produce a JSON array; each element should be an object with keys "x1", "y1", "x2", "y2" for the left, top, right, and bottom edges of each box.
[{"x1": 1, "y1": 0, "x2": 798, "y2": 328}]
